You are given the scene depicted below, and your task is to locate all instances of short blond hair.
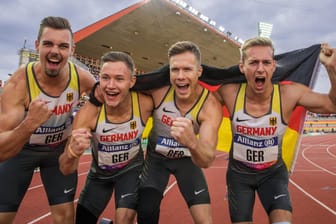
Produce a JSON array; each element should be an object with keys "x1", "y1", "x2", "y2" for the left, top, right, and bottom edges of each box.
[{"x1": 240, "y1": 37, "x2": 275, "y2": 62}]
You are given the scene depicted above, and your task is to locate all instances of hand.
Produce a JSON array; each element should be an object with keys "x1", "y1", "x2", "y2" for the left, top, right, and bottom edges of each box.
[
  {"x1": 24, "y1": 99, "x2": 53, "y2": 130},
  {"x1": 320, "y1": 43, "x2": 336, "y2": 69},
  {"x1": 170, "y1": 117, "x2": 197, "y2": 149},
  {"x1": 68, "y1": 128, "x2": 92, "y2": 158}
]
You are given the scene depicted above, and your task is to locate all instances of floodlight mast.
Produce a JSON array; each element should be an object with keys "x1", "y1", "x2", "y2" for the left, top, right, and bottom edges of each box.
[{"x1": 258, "y1": 22, "x2": 273, "y2": 38}]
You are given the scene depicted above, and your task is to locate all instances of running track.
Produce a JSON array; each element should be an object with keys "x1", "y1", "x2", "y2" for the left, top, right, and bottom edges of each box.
[{"x1": 13, "y1": 134, "x2": 336, "y2": 223}]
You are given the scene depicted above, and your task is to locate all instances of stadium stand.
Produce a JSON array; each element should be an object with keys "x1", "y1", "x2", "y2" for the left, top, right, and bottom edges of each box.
[
  {"x1": 304, "y1": 112, "x2": 336, "y2": 134},
  {"x1": 11, "y1": 0, "x2": 335, "y2": 138}
]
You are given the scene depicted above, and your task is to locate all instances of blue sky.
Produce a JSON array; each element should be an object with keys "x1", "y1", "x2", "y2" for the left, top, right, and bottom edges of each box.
[{"x1": 0, "y1": 0, "x2": 335, "y2": 92}]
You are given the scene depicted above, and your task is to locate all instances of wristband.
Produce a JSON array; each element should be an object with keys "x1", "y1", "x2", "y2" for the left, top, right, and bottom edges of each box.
[
  {"x1": 68, "y1": 145, "x2": 80, "y2": 159},
  {"x1": 89, "y1": 82, "x2": 103, "y2": 107}
]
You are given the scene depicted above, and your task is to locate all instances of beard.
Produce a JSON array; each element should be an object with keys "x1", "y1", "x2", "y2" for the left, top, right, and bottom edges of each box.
[{"x1": 45, "y1": 68, "x2": 60, "y2": 78}]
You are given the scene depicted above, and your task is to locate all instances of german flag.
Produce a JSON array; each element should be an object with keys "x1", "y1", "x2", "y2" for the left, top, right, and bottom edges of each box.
[{"x1": 137, "y1": 44, "x2": 321, "y2": 173}]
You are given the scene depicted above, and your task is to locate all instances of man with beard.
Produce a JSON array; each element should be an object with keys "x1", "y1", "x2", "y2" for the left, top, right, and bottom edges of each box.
[{"x1": 0, "y1": 16, "x2": 96, "y2": 223}]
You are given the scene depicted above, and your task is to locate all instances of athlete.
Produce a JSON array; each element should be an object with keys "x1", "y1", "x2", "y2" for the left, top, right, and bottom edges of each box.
[
  {"x1": 0, "y1": 16, "x2": 96, "y2": 224},
  {"x1": 136, "y1": 41, "x2": 223, "y2": 224},
  {"x1": 59, "y1": 51, "x2": 153, "y2": 224},
  {"x1": 213, "y1": 37, "x2": 336, "y2": 223}
]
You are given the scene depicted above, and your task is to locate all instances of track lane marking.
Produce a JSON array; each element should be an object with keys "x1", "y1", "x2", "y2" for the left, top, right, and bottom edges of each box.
[{"x1": 289, "y1": 179, "x2": 336, "y2": 216}]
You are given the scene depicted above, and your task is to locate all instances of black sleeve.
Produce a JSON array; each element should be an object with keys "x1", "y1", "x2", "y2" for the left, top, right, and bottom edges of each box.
[{"x1": 88, "y1": 81, "x2": 103, "y2": 107}]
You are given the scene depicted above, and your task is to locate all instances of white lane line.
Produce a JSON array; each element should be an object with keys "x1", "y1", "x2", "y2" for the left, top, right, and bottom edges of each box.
[
  {"x1": 28, "y1": 199, "x2": 80, "y2": 224},
  {"x1": 27, "y1": 212, "x2": 51, "y2": 224},
  {"x1": 28, "y1": 161, "x2": 90, "y2": 191},
  {"x1": 302, "y1": 146, "x2": 336, "y2": 176},
  {"x1": 28, "y1": 153, "x2": 228, "y2": 222},
  {"x1": 289, "y1": 179, "x2": 336, "y2": 216},
  {"x1": 164, "y1": 181, "x2": 177, "y2": 195},
  {"x1": 326, "y1": 144, "x2": 336, "y2": 159},
  {"x1": 163, "y1": 153, "x2": 227, "y2": 196}
]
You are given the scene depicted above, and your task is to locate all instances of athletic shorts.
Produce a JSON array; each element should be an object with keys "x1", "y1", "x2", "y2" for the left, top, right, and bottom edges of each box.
[
  {"x1": 226, "y1": 164, "x2": 292, "y2": 222},
  {"x1": 139, "y1": 153, "x2": 210, "y2": 207},
  {"x1": 78, "y1": 164, "x2": 142, "y2": 218},
  {"x1": 0, "y1": 146, "x2": 77, "y2": 212}
]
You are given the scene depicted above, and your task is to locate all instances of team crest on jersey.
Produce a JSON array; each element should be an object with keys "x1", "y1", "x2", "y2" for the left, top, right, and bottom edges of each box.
[
  {"x1": 130, "y1": 121, "x2": 137, "y2": 130},
  {"x1": 269, "y1": 117, "x2": 277, "y2": 126},
  {"x1": 66, "y1": 93, "x2": 73, "y2": 102}
]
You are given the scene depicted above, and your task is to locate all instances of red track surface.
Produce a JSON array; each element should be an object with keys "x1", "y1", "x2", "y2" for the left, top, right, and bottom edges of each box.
[{"x1": 13, "y1": 134, "x2": 336, "y2": 223}]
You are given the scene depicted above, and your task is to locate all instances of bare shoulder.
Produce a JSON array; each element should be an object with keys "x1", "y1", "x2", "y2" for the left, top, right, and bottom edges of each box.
[
  {"x1": 216, "y1": 83, "x2": 240, "y2": 113},
  {"x1": 2, "y1": 65, "x2": 28, "y2": 105},
  {"x1": 138, "y1": 91, "x2": 153, "y2": 102},
  {"x1": 200, "y1": 91, "x2": 222, "y2": 122},
  {"x1": 75, "y1": 65, "x2": 96, "y2": 94},
  {"x1": 138, "y1": 91, "x2": 154, "y2": 109},
  {"x1": 138, "y1": 91, "x2": 154, "y2": 121},
  {"x1": 280, "y1": 81, "x2": 311, "y2": 99},
  {"x1": 148, "y1": 85, "x2": 170, "y2": 107},
  {"x1": 218, "y1": 83, "x2": 239, "y2": 99},
  {"x1": 279, "y1": 82, "x2": 316, "y2": 121},
  {"x1": 4, "y1": 65, "x2": 27, "y2": 87},
  {"x1": 0, "y1": 65, "x2": 29, "y2": 128}
]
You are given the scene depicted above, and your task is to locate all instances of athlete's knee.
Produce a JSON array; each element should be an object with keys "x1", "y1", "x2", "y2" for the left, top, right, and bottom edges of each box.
[
  {"x1": 189, "y1": 204, "x2": 212, "y2": 224},
  {"x1": 269, "y1": 208, "x2": 292, "y2": 224},
  {"x1": 137, "y1": 187, "x2": 162, "y2": 224},
  {"x1": 115, "y1": 208, "x2": 136, "y2": 224},
  {"x1": 76, "y1": 204, "x2": 97, "y2": 224},
  {"x1": 50, "y1": 202, "x2": 75, "y2": 224}
]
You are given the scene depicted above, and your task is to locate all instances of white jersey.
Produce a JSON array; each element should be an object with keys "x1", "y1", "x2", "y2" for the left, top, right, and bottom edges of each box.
[
  {"x1": 231, "y1": 83, "x2": 287, "y2": 170},
  {"x1": 92, "y1": 92, "x2": 145, "y2": 170},
  {"x1": 26, "y1": 62, "x2": 80, "y2": 147},
  {"x1": 150, "y1": 86, "x2": 209, "y2": 159}
]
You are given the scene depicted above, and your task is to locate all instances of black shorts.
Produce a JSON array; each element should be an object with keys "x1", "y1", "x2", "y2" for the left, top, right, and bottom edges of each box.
[
  {"x1": 226, "y1": 164, "x2": 292, "y2": 222},
  {"x1": 139, "y1": 153, "x2": 210, "y2": 207},
  {"x1": 0, "y1": 146, "x2": 77, "y2": 212},
  {"x1": 78, "y1": 164, "x2": 142, "y2": 217}
]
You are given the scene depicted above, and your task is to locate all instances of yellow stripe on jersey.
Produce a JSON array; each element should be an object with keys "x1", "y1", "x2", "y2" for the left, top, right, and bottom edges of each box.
[
  {"x1": 235, "y1": 83, "x2": 281, "y2": 114},
  {"x1": 235, "y1": 83, "x2": 246, "y2": 112},
  {"x1": 97, "y1": 91, "x2": 141, "y2": 125},
  {"x1": 68, "y1": 62, "x2": 79, "y2": 90},
  {"x1": 97, "y1": 104, "x2": 106, "y2": 125},
  {"x1": 26, "y1": 62, "x2": 40, "y2": 100},
  {"x1": 217, "y1": 84, "x2": 281, "y2": 151},
  {"x1": 131, "y1": 92, "x2": 141, "y2": 118},
  {"x1": 26, "y1": 61, "x2": 79, "y2": 100},
  {"x1": 189, "y1": 88, "x2": 209, "y2": 120},
  {"x1": 142, "y1": 87, "x2": 209, "y2": 139}
]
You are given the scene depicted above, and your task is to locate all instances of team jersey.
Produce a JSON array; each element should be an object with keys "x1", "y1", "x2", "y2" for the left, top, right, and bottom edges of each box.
[
  {"x1": 230, "y1": 83, "x2": 287, "y2": 170},
  {"x1": 92, "y1": 92, "x2": 145, "y2": 172},
  {"x1": 26, "y1": 62, "x2": 80, "y2": 147},
  {"x1": 148, "y1": 86, "x2": 209, "y2": 159}
]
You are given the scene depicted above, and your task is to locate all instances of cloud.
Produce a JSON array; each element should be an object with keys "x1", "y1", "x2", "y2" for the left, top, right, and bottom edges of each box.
[
  {"x1": 0, "y1": 0, "x2": 334, "y2": 92},
  {"x1": 188, "y1": 0, "x2": 335, "y2": 51}
]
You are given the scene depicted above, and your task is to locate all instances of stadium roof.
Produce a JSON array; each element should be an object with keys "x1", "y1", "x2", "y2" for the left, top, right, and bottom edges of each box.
[{"x1": 73, "y1": 0, "x2": 241, "y2": 73}]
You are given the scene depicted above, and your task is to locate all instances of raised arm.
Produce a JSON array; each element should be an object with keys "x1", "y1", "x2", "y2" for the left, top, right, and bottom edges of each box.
[
  {"x1": 0, "y1": 69, "x2": 52, "y2": 161},
  {"x1": 288, "y1": 43, "x2": 336, "y2": 115},
  {"x1": 321, "y1": 43, "x2": 336, "y2": 104},
  {"x1": 59, "y1": 101, "x2": 97, "y2": 175}
]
